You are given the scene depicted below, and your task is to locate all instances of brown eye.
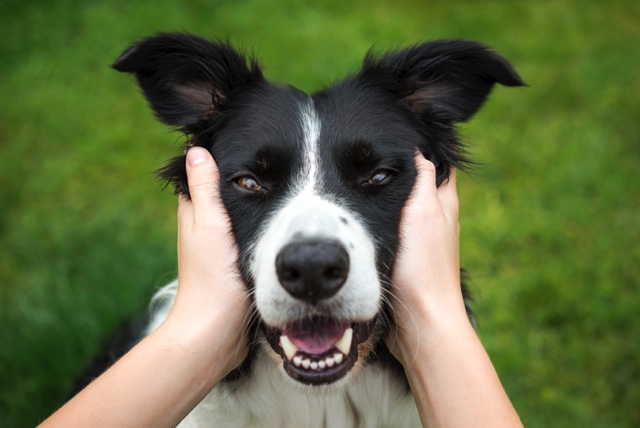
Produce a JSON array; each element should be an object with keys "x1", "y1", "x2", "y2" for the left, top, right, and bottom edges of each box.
[
  {"x1": 236, "y1": 176, "x2": 263, "y2": 192},
  {"x1": 367, "y1": 169, "x2": 392, "y2": 186}
]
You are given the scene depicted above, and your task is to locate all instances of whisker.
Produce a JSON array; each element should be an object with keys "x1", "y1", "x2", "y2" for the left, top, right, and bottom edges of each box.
[{"x1": 380, "y1": 282, "x2": 422, "y2": 365}]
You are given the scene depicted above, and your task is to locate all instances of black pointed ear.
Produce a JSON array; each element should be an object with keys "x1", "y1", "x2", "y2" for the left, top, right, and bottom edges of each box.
[
  {"x1": 112, "y1": 32, "x2": 263, "y2": 133},
  {"x1": 361, "y1": 40, "x2": 525, "y2": 123}
]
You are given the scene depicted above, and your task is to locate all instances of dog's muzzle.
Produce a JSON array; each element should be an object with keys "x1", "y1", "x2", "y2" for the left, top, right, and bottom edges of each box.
[
  {"x1": 262, "y1": 236, "x2": 378, "y2": 386},
  {"x1": 252, "y1": 196, "x2": 381, "y2": 385}
]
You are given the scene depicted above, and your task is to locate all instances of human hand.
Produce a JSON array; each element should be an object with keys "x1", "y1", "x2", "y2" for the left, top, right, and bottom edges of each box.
[
  {"x1": 161, "y1": 147, "x2": 251, "y2": 376},
  {"x1": 386, "y1": 152, "x2": 467, "y2": 365}
]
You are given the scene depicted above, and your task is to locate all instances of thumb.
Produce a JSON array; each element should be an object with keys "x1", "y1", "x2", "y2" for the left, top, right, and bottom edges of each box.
[
  {"x1": 185, "y1": 147, "x2": 221, "y2": 219},
  {"x1": 415, "y1": 153, "x2": 438, "y2": 193},
  {"x1": 405, "y1": 152, "x2": 439, "y2": 211}
]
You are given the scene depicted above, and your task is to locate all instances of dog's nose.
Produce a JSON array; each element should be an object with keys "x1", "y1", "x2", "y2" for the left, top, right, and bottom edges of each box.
[{"x1": 276, "y1": 240, "x2": 350, "y2": 305}]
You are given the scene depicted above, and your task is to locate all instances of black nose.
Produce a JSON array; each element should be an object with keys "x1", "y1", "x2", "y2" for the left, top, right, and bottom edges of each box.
[{"x1": 275, "y1": 240, "x2": 350, "y2": 305}]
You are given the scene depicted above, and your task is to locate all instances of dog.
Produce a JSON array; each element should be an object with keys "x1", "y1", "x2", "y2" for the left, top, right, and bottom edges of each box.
[{"x1": 101, "y1": 33, "x2": 523, "y2": 426}]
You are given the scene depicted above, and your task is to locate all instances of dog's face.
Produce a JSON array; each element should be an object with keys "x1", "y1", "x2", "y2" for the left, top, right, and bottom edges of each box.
[{"x1": 114, "y1": 33, "x2": 523, "y2": 386}]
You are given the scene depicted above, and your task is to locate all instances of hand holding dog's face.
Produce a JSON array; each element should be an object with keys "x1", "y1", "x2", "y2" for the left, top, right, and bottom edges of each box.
[
  {"x1": 165, "y1": 147, "x2": 251, "y2": 378},
  {"x1": 386, "y1": 153, "x2": 464, "y2": 365}
]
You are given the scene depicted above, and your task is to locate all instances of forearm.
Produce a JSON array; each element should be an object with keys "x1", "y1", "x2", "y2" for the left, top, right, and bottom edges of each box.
[
  {"x1": 41, "y1": 319, "x2": 228, "y2": 428},
  {"x1": 402, "y1": 306, "x2": 522, "y2": 428}
]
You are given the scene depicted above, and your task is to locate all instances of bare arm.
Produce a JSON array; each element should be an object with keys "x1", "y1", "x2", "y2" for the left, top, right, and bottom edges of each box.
[
  {"x1": 41, "y1": 147, "x2": 250, "y2": 427},
  {"x1": 387, "y1": 154, "x2": 522, "y2": 428}
]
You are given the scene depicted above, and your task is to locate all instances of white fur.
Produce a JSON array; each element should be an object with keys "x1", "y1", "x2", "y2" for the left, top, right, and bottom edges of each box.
[{"x1": 298, "y1": 101, "x2": 321, "y2": 191}]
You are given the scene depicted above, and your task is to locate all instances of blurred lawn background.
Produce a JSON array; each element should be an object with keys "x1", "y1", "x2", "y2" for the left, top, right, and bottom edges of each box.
[{"x1": 1, "y1": 0, "x2": 638, "y2": 426}]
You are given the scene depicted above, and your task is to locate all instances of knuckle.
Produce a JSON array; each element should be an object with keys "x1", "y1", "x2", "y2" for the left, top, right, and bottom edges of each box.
[{"x1": 188, "y1": 178, "x2": 213, "y2": 193}]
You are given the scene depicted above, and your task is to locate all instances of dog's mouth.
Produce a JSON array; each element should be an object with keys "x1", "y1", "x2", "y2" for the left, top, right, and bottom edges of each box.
[{"x1": 264, "y1": 316, "x2": 375, "y2": 385}]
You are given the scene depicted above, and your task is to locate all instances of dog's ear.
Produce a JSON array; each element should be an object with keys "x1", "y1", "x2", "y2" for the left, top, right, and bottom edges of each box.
[
  {"x1": 113, "y1": 33, "x2": 263, "y2": 196},
  {"x1": 361, "y1": 40, "x2": 525, "y2": 123},
  {"x1": 360, "y1": 40, "x2": 525, "y2": 184},
  {"x1": 112, "y1": 33, "x2": 263, "y2": 133}
]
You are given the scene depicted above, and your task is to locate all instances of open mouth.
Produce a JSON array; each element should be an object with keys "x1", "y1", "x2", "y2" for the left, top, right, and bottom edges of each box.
[{"x1": 264, "y1": 316, "x2": 375, "y2": 385}]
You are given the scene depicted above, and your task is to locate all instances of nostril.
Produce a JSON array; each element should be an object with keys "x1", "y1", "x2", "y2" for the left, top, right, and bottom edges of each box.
[
  {"x1": 324, "y1": 266, "x2": 346, "y2": 280},
  {"x1": 280, "y1": 268, "x2": 301, "y2": 282},
  {"x1": 275, "y1": 255, "x2": 302, "y2": 294}
]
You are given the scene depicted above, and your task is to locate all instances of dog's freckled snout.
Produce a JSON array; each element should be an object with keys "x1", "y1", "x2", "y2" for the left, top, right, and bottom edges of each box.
[{"x1": 275, "y1": 240, "x2": 349, "y2": 305}]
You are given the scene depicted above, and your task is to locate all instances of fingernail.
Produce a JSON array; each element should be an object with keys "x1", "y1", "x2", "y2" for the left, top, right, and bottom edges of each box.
[{"x1": 187, "y1": 147, "x2": 208, "y2": 167}]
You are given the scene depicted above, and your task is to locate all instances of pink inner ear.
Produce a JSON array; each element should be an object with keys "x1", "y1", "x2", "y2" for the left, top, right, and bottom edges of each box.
[
  {"x1": 283, "y1": 319, "x2": 349, "y2": 355},
  {"x1": 174, "y1": 81, "x2": 218, "y2": 120},
  {"x1": 403, "y1": 82, "x2": 456, "y2": 115}
]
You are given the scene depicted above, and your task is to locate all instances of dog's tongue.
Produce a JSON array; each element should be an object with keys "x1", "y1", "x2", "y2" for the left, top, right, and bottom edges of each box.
[{"x1": 283, "y1": 318, "x2": 349, "y2": 355}]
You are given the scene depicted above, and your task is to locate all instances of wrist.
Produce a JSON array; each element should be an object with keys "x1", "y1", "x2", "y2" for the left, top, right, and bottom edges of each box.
[
  {"x1": 391, "y1": 284, "x2": 473, "y2": 367},
  {"x1": 156, "y1": 297, "x2": 249, "y2": 387}
]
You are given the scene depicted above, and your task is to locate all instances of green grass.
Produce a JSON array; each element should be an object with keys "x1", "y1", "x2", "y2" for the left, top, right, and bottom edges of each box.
[{"x1": 1, "y1": 0, "x2": 638, "y2": 426}]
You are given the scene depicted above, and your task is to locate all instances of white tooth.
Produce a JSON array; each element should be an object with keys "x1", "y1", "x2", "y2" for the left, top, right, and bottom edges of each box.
[
  {"x1": 325, "y1": 357, "x2": 335, "y2": 367},
  {"x1": 318, "y1": 360, "x2": 326, "y2": 370},
  {"x1": 335, "y1": 327, "x2": 353, "y2": 355},
  {"x1": 302, "y1": 359, "x2": 311, "y2": 369},
  {"x1": 280, "y1": 335, "x2": 298, "y2": 361},
  {"x1": 293, "y1": 356, "x2": 302, "y2": 367},
  {"x1": 310, "y1": 362, "x2": 318, "y2": 370},
  {"x1": 334, "y1": 353, "x2": 344, "y2": 364}
]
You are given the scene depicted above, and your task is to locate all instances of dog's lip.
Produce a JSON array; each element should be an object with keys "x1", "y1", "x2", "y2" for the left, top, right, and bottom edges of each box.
[{"x1": 264, "y1": 317, "x2": 375, "y2": 385}]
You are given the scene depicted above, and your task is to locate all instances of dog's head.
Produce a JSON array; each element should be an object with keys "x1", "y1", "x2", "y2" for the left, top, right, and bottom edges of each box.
[{"x1": 114, "y1": 33, "x2": 523, "y2": 386}]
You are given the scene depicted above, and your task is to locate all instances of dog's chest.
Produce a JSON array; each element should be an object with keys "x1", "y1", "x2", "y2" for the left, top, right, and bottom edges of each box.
[{"x1": 178, "y1": 346, "x2": 420, "y2": 428}]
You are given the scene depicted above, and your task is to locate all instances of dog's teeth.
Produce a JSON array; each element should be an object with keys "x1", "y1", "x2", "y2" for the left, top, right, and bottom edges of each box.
[
  {"x1": 335, "y1": 327, "x2": 353, "y2": 355},
  {"x1": 280, "y1": 335, "x2": 298, "y2": 361},
  {"x1": 282, "y1": 329, "x2": 351, "y2": 371},
  {"x1": 294, "y1": 354, "x2": 345, "y2": 371}
]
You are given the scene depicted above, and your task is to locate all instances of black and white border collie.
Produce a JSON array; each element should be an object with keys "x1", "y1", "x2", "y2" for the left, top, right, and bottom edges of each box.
[{"x1": 111, "y1": 33, "x2": 524, "y2": 426}]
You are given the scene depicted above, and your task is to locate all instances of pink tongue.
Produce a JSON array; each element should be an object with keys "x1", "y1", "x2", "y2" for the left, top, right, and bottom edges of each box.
[{"x1": 283, "y1": 319, "x2": 349, "y2": 355}]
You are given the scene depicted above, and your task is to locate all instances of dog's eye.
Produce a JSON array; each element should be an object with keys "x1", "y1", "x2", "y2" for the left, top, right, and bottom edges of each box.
[
  {"x1": 366, "y1": 169, "x2": 393, "y2": 186},
  {"x1": 236, "y1": 176, "x2": 263, "y2": 192}
]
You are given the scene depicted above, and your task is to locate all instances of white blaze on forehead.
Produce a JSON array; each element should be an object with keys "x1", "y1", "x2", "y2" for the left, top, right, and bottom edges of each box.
[{"x1": 298, "y1": 101, "x2": 321, "y2": 192}]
